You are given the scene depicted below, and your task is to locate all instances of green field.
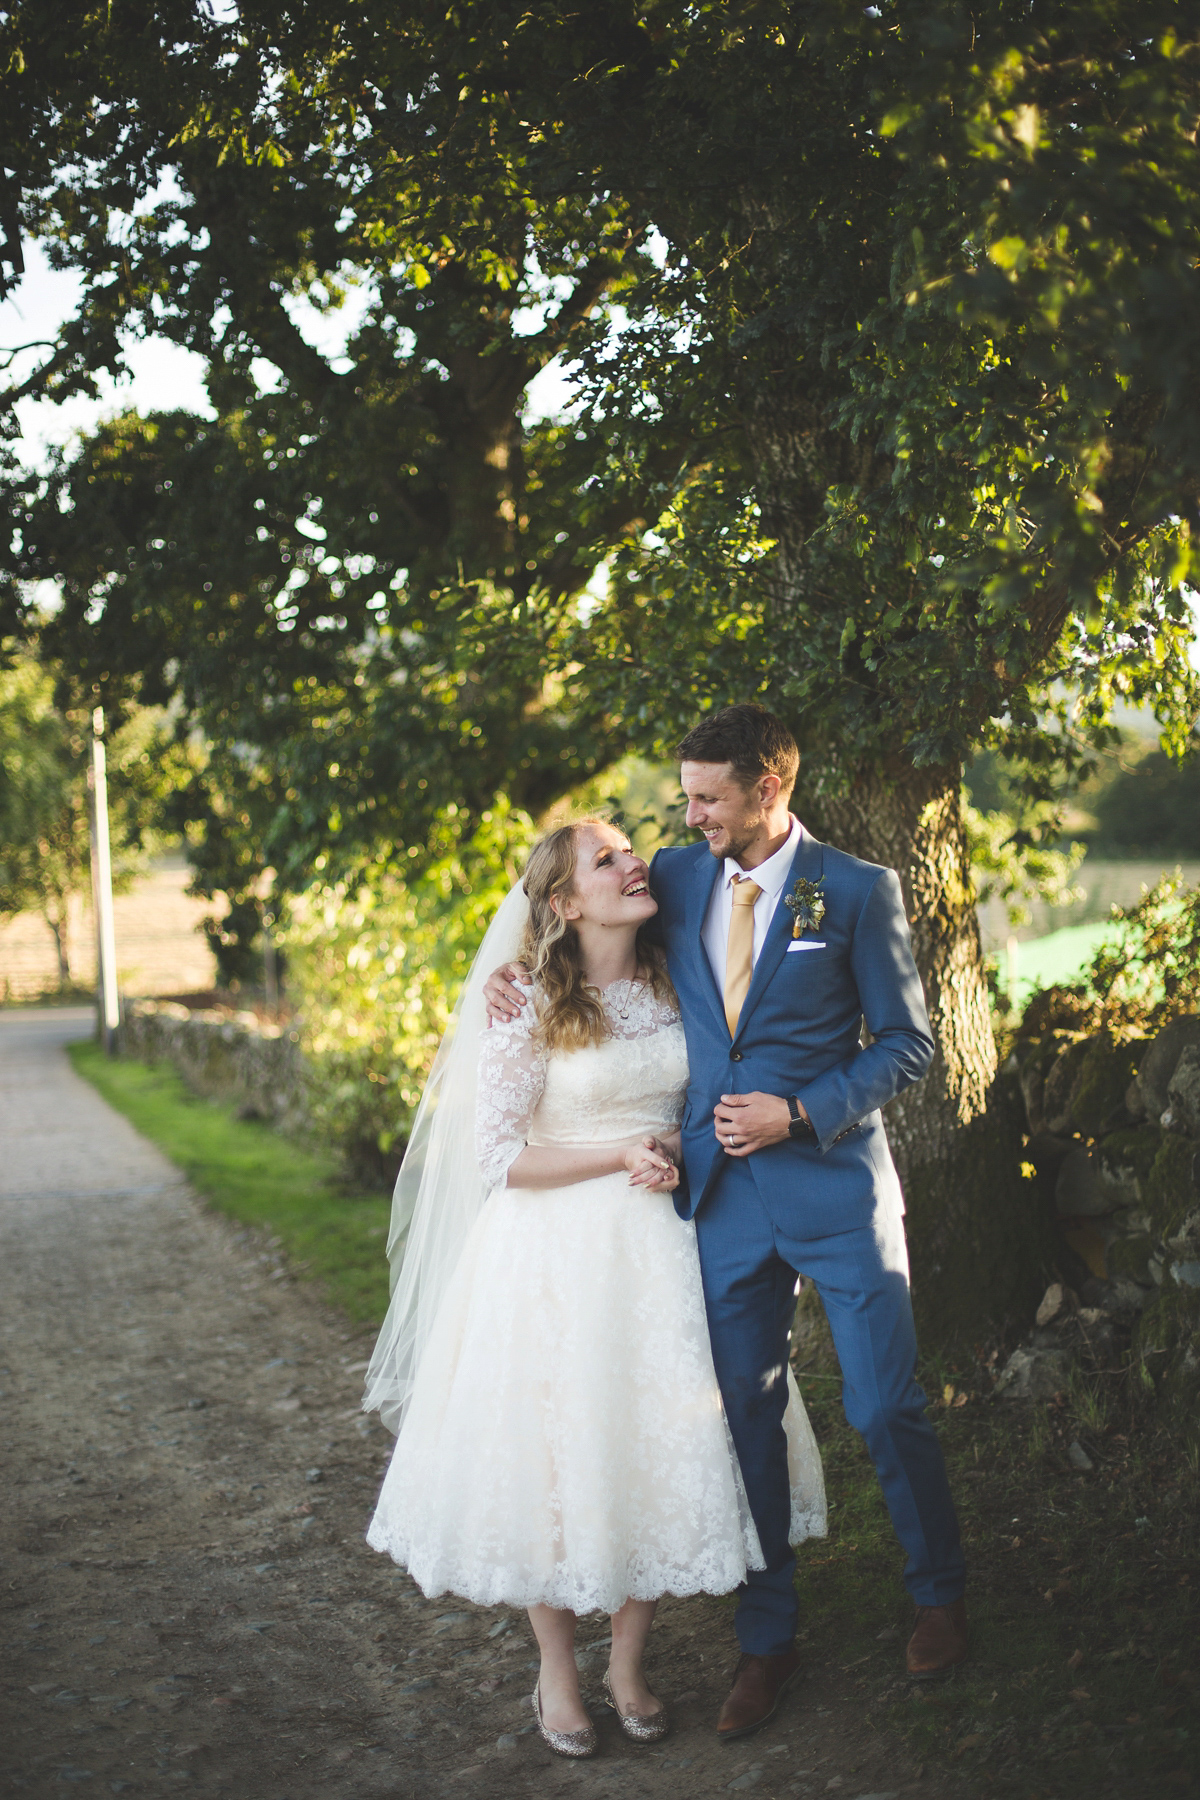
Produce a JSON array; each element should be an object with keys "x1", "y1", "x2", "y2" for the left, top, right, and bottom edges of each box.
[
  {"x1": 1012, "y1": 920, "x2": 1116, "y2": 1004},
  {"x1": 69, "y1": 1040, "x2": 392, "y2": 1324}
]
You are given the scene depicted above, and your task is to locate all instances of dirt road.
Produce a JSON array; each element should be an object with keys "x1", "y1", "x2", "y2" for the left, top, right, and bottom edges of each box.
[{"x1": 1, "y1": 1009, "x2": 961, "y2": 1800}]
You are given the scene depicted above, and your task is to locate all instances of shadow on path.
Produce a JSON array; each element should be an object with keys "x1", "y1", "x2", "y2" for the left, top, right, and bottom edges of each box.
[{"x1": 0, "y1": 1009, "x2": 955, "y2": 1800}]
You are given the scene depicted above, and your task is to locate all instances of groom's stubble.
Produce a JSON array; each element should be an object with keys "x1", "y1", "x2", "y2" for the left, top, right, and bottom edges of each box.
[{"x1": 681, "y1": 760, "x2": 793, "y2": 871}]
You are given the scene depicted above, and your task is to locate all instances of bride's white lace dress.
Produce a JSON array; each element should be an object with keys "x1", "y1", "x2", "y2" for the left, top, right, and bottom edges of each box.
[{"x1": 366, "y1": 982, "x2": 826, "y2": 1612}]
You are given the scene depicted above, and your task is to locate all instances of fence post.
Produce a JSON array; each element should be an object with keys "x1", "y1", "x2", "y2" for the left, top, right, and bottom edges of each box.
[{"x1": 89, "y1": 707, "x2": 121, "y2": 1055}]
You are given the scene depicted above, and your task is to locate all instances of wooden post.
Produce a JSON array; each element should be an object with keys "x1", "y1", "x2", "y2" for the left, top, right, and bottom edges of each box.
[
  {"x1": 262, "y1": 909, "x2": 279, "y2": 1016},
  {"x1": 90, "y1": 707, "x2": 121, "y2": 1054}
]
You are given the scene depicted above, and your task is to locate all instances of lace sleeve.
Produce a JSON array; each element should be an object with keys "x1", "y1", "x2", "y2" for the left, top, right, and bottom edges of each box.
[{"x1": 475, "y1": 991, "x2": 548, "y2": 1189}]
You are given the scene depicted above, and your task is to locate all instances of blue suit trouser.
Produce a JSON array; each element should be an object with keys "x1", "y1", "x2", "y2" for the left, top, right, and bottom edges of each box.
[{"x1": 694, "y1": 1159, "x2": 965, "y2": 1655}]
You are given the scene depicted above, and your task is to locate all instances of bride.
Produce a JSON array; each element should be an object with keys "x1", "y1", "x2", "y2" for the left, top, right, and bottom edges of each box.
[{"x1": 363, "y1": 818, "x2": 825, "y2": 1757}]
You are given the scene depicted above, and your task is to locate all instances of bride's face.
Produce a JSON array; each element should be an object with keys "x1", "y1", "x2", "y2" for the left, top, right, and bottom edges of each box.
[{"x1": 555, "y1": 824, "x2": 657, "y2": 930}]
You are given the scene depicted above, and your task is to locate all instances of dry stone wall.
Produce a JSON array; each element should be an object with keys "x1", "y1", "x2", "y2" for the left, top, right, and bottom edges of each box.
[
  {"x1": 122, "y1": 998, "x2": 310, "y2": 1136},
  {"x1": 1000, "y1": 1015, "x2": 1200, "y2": 1412}
]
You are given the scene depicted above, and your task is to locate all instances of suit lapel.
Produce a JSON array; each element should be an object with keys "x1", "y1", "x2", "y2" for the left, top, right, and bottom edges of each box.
[
  {"x1": 686, "y1": 849, "x2": 728, "y2": 1034},
  {"x1": 732, "y1": 828, "x2": 825, "y2": 1042}
]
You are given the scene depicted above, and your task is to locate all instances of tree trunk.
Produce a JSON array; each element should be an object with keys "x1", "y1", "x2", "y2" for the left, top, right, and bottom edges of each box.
[
  {"x1": 806, "y1": 760, "x2": 1052, "y2": 1349},
  {"x1": 44, "y1": 908, "x2": 71, "y2": 987}
]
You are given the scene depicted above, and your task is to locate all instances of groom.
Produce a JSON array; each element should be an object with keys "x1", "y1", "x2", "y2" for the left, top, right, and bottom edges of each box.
[{"x1": 489, "y1": 703, "x2": 966, "y2": 1737}]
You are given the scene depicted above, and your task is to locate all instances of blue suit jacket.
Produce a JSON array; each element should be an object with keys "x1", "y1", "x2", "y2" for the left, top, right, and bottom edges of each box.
[{"x1": 648, "y1": 829, "x2": 935, "y2": 1240}]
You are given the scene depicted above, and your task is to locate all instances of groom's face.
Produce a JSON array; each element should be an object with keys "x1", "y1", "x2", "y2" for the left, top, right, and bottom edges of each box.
[{"x1": 681, "y1": 761, "x2": 776, "y2": 864}]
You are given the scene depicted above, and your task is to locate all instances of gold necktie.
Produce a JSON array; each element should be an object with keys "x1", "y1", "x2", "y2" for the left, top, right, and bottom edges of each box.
[{"x1": 723, "y1": 876, "x2": 762, "y2": 1036}]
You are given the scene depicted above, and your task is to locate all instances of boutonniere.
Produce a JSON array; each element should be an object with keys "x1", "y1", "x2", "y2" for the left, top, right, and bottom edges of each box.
[{"x1": 784, "y1": 876, "x2": 826, "y2": 938}]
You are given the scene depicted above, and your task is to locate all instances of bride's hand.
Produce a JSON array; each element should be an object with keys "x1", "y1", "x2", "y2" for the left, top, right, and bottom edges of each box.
[
  {"x1": 484, "y1": 961, "x2": 532, "y2": 1026},
  {"x1": 625, "y1": 1136, "x2": 679, "y2": 1192}
]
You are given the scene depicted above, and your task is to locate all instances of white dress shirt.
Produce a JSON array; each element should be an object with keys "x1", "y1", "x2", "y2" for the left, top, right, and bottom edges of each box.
[{"x1": 700, "y1": 815, "x2": 803, "y2": 990}]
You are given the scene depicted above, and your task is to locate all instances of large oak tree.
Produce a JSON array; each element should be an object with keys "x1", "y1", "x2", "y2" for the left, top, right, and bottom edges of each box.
[{"x1": 5, "y1": 1, "x2": 1199, "y2": 1335}]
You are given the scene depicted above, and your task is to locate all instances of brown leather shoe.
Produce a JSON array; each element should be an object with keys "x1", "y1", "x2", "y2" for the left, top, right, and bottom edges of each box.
[
  {"x1": 716, "y1": 1648, "x2": 803, "y2": 1739},
  {"x1": 905, "y1": 1598, "x2": 968, "y2": 1680}
]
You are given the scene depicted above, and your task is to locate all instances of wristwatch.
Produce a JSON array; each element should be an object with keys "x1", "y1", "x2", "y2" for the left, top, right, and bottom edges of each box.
[{"x1": 786, "y1": 1096, "x2": 818, "y2": 1144}]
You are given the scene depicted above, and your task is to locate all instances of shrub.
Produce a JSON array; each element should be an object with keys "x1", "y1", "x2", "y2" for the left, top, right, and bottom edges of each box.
[
  {"x1": 280, "y1": 800, "x2": 536, "y2": 1187},
  {"x1": 1016, "y1": 875, "x2": 1200, "y2": 1038}
]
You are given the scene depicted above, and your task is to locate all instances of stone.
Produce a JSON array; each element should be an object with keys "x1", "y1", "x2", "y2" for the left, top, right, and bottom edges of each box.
[
  {"x1": 1072, "y1": 1031, "x2": 1143, "y2": 1135},
  {"x1": 1043, "y1": 1037, "x2": 1094, "y2": 1135},
  {"x1": 1171, "y1": 1261, "x2": 1200, "y2": 1289},
  {"x1": 1166, "y1": 1208, "x2": 1200, "y2": 1260},
  {"x1": 495, "y1": 1734, "x2": 519, "y2": 1750},
  {"x1": 1125, "y1": 1076, "x2": 1146, "y2": 1119},
  {"x1": 304, "y1": 1467, "x2": 323, "y2": 1483},
  {"x1": 1143, "y1": 1134, "x2": 1200, "y2": 1234},
  {"x1": 1138, "y1": 1016, "x2": 1200, "y2": 1122},
  {"x1": 1017, "y1": 1050, "x2": 1049, "y2": 1134},
  {"x1": 995, "y1": 1344, "x2": 1072, "y2": 1400},
  {"x1": 1036, "y1": 1282, "x2": 1066, "y2": 1326},
  {"x1": 1070, "y1": 1309, "x2": 1116, "y2": 1357},
  {"x1": 1102, "y1": 1277, "x2": 1151, "y2": 1316},
  {"x1": 1094, "y1": 1126, "x2": 1162, "y2": 1207},
  {"x1": 1107, "y1": 1235, "x2": 1156, "y2": 1285},
  {"x1": 1067, "y1": 1441, "x2": 1094, "y2": 1472},
  {"x1": 727, "y1": 1772, "x2": 765, "y2": 1791},
  {"x1": 1055, "y1": 1146, "x2": 1137, "y2": 1217},
  {"x1": 1166, "y1": 1046, "x2": 1200, "y2": 1138},
  {"x1": 1025, "y1": 1131, "x2": 1075, "y2": 1173}
]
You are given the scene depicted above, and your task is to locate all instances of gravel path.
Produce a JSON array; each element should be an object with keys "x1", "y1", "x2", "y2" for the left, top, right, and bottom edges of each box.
[{"x1": 0, "y1": 1009, "x2": 962, "y2": 1800}]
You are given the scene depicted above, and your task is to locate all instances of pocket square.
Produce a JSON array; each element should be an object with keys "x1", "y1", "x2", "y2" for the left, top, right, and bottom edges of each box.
[{"x1": 787, "y1": 940, "x2": 826, "y2": 952}]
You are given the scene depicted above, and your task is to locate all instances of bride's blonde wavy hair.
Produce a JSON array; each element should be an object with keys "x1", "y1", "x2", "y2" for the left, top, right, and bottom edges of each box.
[{"x1": 520, "y1": 818, "x2": 675, "y2": 1052}]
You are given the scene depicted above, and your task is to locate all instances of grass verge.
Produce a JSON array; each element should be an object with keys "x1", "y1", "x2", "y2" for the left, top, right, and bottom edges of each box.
[
  {"x1": 792, "y1": 1346, "x2": 1199, "y2": 1797},
  {"x1": 70, "y1": 1040, "x2": 392, "y2": 1325}
]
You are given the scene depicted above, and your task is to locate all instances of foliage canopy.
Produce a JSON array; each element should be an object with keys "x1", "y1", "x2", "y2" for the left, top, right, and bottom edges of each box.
[{"x1": 3, "y1": 0, "x2": 1198, "y2": 922}]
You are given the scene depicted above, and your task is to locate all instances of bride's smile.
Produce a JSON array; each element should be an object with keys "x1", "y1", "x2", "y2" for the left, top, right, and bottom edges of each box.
[{"x1": 549, "y1": 823, "x2": 659, "y2": 940}]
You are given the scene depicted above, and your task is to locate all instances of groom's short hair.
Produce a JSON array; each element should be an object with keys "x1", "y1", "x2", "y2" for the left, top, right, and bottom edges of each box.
[{"x1": 677, "y1": 704, "x2": 799, "y2": 798}]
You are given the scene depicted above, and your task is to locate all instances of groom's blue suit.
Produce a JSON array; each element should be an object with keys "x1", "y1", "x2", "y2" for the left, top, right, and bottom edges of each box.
[{"x1": 648, "y1": 826, "x2": 965, "y2": 1654}]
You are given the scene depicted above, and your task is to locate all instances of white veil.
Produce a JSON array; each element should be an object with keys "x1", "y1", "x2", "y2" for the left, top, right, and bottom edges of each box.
[{"x1": 361, "y1": 878, "x2": 530, "y2": 1435}]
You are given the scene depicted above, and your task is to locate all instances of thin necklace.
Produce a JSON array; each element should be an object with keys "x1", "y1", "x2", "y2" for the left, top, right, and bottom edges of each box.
[{"x1": 615, "y1": 975, "x2": 638, "y2": 1019}]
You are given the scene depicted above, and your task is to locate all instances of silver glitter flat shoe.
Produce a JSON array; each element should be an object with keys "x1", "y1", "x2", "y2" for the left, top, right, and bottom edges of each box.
[
  {"x1": 602, "y1": 1670, "x2": 671, "y2": 1743},
  {"x1": 531, "y1": 1680, "x2": 599, "y2": 1758}
]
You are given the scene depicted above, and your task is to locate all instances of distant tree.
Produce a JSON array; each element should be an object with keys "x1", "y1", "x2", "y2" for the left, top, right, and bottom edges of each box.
[
  {"x1": 0, "y1": 653, "x2": 90, "y2": 983},
  {"x1": 0, "y1": 651, "x2": 158, "y2": 987},
  {"x1": 1089, "y1": 751, "x2": 1200, "y2": 859}
]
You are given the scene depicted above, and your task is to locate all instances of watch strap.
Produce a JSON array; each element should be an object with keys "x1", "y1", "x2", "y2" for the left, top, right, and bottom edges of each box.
[{"x1": 786, "y1": 1096, "x2": 817, "y2": 1142}]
